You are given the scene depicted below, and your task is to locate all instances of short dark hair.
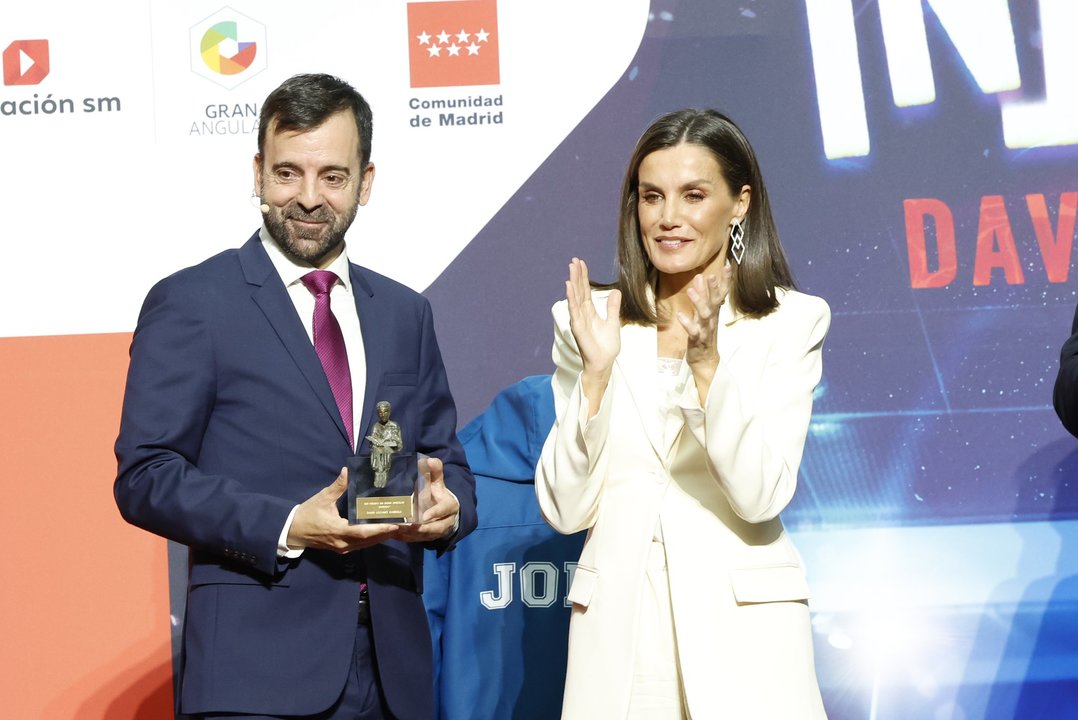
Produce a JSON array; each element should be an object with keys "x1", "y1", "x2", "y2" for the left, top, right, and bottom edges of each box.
[
  {"x1": 611, "y1": 108, "x2": 796, "y2": 324},
  {"x1": 258, "y1": 73, "x2": 374, "y2": 169}
]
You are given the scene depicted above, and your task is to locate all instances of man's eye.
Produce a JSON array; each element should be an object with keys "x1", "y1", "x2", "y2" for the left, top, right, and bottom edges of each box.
[{"x1": 324, "y1": 175, "x2": 346, "y2": 187}]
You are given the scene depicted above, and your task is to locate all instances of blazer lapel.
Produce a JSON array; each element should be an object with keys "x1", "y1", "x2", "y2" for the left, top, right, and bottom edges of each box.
[
  {"x1": 349, "y1": 264, "x2": 383, "y2": 445},
  {"x1": 615, "y1": 322, "x2": 669, "y2": 462},
  {"x1": 717, "y1": 299, "x2": 746, "y2": 365},
  {"x1": 607, "y1": 288, "x2": 763, "y2": 465},
  {"x1": 239, "y1": 234, "x2": 351, "y2": 447}
]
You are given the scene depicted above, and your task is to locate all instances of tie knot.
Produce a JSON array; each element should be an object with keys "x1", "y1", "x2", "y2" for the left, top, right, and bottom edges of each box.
[{"x1": 301, "y1": 270, "x2": 339, "y2": 296}]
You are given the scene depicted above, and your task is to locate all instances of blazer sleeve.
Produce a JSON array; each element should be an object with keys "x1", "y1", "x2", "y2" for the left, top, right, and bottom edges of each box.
[
  {"x1": 1054, "y1": 302, "x2": 1078, "y2": 438},
  {"x1": 414, "y1": 298, "x2": 477, "y2": 552},
  {"x1": 113, "y1": 276, "x2": 295, "y2": 577},
  {"x1": 679, "y1": 293, "x2": 831, "y2": 523},
  {"x1": 535, "y1": 299, "x2": 614, "y2": 534}
]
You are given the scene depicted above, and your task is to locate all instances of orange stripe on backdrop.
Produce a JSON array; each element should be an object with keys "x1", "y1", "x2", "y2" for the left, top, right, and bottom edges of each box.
[{"x1": 0, "y1": 334, "x2": 173, "y2": 719}]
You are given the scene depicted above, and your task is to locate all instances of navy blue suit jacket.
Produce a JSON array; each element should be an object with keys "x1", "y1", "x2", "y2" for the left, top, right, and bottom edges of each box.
[{"x1": 114, "y1": 233, "x2": 476, "y2": 718}]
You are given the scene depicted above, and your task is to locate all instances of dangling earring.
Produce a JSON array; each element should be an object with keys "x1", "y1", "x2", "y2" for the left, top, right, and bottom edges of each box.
[{"x1": 729, "y1": 218, "x2": 746, "y2": 265}]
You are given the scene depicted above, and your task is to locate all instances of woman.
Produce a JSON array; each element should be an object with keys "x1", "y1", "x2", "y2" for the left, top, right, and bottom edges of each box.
[{"x1": 536, "y1": 109, "x2": 829, "y2": 719}]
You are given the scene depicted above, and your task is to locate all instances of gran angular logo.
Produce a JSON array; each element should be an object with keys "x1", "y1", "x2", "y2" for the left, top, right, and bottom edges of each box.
[
  {"x1": 407, "y1": 0, "x2": 499, "y2": 88},
  {"x1": 3, "y1": 39, "x2": 50, "y2": 86},
  {"x1": 190, "y1": 7, "x2": 266, "y2": 89}
]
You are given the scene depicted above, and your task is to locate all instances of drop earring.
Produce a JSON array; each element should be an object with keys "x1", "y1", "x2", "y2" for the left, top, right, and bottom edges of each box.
[{"x1": 729, "y1": 218, "x2": 746, "y2": 265}]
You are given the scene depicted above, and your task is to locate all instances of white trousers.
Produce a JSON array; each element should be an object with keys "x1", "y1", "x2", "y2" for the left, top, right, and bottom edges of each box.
[{"x1": 626, "y1": 539, "x2": 688, "y2": 720}]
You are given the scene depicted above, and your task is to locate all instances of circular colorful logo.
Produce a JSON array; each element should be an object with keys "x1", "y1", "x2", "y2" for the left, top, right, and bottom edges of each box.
[{"x1": 200, "y1": 21, "x2": 257, "y2": 75}]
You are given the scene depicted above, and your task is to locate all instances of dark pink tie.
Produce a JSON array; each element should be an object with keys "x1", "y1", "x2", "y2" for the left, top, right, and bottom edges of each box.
[{"x1": 301, "y1": 270, "x2": 353, "y2": 447}]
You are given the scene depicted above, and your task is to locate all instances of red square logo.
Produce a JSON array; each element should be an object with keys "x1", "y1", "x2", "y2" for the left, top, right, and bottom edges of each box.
[
  {"x1": 3, "y1": 39, "x2": 50, "y2": 86},
  {"x1": 407, "y1": 1, "x2": 499, "y2": 89}
]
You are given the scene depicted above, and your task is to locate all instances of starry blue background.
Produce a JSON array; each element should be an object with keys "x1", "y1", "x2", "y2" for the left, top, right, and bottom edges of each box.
[
  {"x1": 421, "y1": 2, "x2": 1078, "y2": 718},
  {"x1": 428, "y1": 0, "x2": 1078, "y2": 529}
]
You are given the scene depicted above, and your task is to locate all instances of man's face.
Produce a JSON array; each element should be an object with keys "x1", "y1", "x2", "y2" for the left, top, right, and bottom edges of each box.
[
  {"x1": 254, "y1": 110, "x2": 375, "y2": 268},
  {"x1": 377, "y1": 404, "x2": 390, "y2": 423}
]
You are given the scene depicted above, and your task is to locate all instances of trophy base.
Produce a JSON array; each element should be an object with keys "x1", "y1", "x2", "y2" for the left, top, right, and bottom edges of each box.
[{"x1": 347, "y1": 452, "x2": 432, "y2": 524}]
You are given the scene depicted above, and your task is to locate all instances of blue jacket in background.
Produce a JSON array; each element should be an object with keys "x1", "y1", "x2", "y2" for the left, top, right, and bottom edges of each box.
[{"x1": 424, "y1": 375, "x2": 586, "y2": 720}]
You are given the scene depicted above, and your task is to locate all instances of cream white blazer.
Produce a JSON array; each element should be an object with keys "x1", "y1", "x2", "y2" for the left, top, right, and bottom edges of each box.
[{"x1": 536, "y1": 287, "x2": 830, "y2": 720}]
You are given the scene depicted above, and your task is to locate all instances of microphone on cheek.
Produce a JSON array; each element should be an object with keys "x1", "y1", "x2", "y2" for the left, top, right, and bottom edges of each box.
[{"x1": 249, "y1": 190, "x2": 270, "y2": 213}]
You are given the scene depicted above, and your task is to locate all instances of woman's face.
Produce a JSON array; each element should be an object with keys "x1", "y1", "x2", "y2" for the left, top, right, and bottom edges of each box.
[{"x1": 637, "y1": 142, "x2": 749, "y2": 282}]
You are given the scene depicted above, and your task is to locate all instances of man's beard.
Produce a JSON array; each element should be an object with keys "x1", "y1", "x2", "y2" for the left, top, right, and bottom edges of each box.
[{"x1": 263, "y1": 199, "x2": 359, "y2": 266}]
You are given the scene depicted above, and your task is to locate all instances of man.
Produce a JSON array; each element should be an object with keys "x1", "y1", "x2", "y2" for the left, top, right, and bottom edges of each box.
[
  {"x1": 1055, "y1": 303, "x2": 1078, "y2": 438},
  {"x1": 114, "y1": 73, "x2": 476, "y2": 719}
]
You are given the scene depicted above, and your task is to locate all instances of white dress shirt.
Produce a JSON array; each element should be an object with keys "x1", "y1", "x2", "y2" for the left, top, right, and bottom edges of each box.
[{"x1": 260, "y1": 228, "x2": 367, "y2": 556}]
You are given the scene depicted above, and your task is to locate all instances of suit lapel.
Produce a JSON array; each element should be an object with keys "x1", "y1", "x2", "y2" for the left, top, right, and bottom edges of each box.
[
  {"x1": 618, "y1": 293, "x2": 760, "y2": 464},
  {"x1": 616, "y1": 322, "x2": 669, "y2": 462},
  {"x1": 350, "y1": 264, "x2": 383, "y2": 445},
  {"x1": 717, "y1": 299, "x2": 746, "y2": 365},
  {"x1": 239, "y1": 234, "x2": 351, "y2": 447}
]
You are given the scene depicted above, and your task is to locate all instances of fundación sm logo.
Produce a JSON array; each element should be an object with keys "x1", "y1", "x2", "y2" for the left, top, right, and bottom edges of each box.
[
  {"x1": 407, "y1": 0, "x2": 499, "y2": 88},
  {"x1": 3, "y1": 39, "x2": 49, "y2": 86},
  {"x1": 190, "y1": 7, "x2": 266, "y2": 89}
]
